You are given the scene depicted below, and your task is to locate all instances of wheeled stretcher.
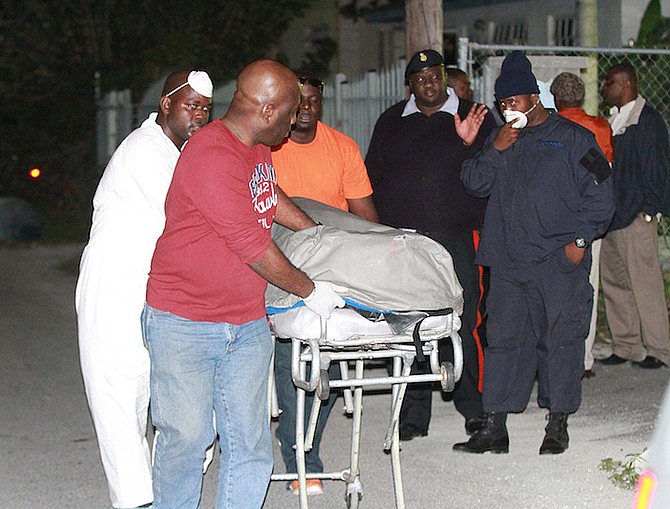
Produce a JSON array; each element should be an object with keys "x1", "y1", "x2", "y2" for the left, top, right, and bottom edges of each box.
[
  {"x1": 266, "y1": 198, "x2": 466, "y2": 508},
  {"x1": 269, "y1": 304, "x2": 463, "y2": 509}
]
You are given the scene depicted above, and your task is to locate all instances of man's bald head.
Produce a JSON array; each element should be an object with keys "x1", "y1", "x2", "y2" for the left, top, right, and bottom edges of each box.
[
  {"x1": 233, "y1": 60, "x2": 299, "y2": 111},
  {"x1": 602, "y1": 62, "x2": 638, "y2": 108},
  {"x1": 224, "y1": 59, "x2": 301, "y2": 147}
]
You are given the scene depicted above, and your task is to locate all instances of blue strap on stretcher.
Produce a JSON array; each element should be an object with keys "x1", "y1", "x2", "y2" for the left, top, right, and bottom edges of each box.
[
  {"x1": 266, "y1": 297, "x2": 394, "y2": 316},
  {"x1": 267, "y1": 297, "x2": 453, "y2": 364}
]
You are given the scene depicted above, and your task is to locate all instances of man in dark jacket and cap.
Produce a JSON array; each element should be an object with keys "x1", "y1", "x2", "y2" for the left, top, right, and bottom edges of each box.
[
  {"x1": 365, "y1": 49, "x2": 496, "y2": 444},
  {"x1": 456, "y1": 51, "x2": 615, "y2": 455}
]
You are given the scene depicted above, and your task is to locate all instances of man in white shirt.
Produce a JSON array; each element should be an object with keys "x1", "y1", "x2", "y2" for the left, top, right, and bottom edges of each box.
[{"x1": 598, "y1": 63, "x2": 670, "y2": 369}]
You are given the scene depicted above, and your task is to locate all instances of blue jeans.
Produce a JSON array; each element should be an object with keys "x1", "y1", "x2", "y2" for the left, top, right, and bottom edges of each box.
[
  {"x1": 142, "y1": 305, "x2": 273, "y2": 509},
  {"x1": 274, "y1": 337, "x2": 340, "y2": 473}
]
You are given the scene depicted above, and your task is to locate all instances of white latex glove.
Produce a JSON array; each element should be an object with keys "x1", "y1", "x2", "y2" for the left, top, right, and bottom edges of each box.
[{"x1": 303, "y1": 281, "x2": 348, "y2": 319}]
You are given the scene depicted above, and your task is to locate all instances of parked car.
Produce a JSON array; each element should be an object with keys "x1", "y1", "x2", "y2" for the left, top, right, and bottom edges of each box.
[{"x1": 0, "y1": 197, "x2": 42, "y2": 241}]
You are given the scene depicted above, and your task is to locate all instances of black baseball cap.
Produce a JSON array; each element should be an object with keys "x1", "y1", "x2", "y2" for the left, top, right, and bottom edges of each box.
[{"x1": 405, "y1": 49, "x2": 444, "y2": 79}]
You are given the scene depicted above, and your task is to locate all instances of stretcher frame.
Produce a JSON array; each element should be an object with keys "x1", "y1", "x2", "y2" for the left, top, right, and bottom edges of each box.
[{"x1": 270, "y1": 308, "x2": 463, "y2": 509}]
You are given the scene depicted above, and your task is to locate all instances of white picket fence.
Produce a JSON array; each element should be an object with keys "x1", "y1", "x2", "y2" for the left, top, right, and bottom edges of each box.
[{"x1": 321, "y1": 63, "x2": 407, "y2": 155}]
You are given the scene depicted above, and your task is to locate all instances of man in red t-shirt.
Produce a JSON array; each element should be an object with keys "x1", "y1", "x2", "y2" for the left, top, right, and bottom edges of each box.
[
  {"x1": 551, "y1": 72, "x2": 614, "y2": 379},
  {"x1": 143, "y1": 60, "x2": 346, "y2": 509}
]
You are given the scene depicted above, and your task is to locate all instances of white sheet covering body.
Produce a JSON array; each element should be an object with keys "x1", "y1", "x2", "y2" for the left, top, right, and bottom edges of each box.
[
  {"x1": 271, "y1": 306, "x2": 461, "y2": 342},
  {"x1": 267, "y1": 198, "x2": 464, "y2": 335},
  {"x1": 75, "y1": 113, "x2": 179, "y2": 508}
]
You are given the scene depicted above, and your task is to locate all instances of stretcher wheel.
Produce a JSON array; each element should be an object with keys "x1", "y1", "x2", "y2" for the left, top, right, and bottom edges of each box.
[
  {"x1": 440, "y1": 361, "x2": 455, "y2": 392},
  {"x1": 316, "y1": 369, "x2": 330, "y2": 400}
]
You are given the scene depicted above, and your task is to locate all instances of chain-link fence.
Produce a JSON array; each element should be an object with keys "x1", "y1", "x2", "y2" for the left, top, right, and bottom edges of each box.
[{"x1": 463, "y1": 40, "x2": 670, "y2": 125}]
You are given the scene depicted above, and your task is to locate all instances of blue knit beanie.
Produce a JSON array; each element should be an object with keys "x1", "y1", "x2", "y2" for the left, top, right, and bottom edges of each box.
[{"x1": 494, "y1": 51, "x2": 540, "y2": 100}]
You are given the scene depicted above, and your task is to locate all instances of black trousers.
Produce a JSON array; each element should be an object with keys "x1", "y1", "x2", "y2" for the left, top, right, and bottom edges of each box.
[
  {"x1": 399, "y1": 229, "x2": 485, "y2": 433},
  {"x1": 483, "y1": 253, "x2": 591, "y2": 414}
]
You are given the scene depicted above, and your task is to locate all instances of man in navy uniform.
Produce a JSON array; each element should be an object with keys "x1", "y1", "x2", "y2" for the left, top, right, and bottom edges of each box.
[{"x1": 456, "y1": 52, "x2": 614, "y2": 455}]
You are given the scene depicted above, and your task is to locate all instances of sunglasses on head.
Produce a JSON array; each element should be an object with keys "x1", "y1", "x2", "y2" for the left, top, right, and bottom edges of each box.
[{"x1": 299, "y1": 76, "x2": 324, "y2": 92}]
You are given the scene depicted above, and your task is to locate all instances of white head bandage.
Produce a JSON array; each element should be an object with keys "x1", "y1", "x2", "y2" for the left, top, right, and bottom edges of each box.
[{"x1": 165, "y1": 70, "x2": 213, "y2": 99}]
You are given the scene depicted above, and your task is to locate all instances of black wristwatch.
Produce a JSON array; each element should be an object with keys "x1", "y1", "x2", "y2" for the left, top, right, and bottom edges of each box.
[{"x1": 574, "y1": 237, "x2": 587, "y2": 249}]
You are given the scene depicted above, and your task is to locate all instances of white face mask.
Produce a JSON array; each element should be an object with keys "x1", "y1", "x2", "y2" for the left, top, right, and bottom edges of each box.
[{"x1": 502, "y1": 101, "x2": 538, "y2": 129}]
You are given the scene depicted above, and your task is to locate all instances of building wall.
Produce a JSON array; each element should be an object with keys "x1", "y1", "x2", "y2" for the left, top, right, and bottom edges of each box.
[
  {"x1": 622, "y1": 0, "x2": 648, "y2": 45},
  {"x1": 275, "y1": 0, "x2": 390, "y2": 78},
  {"x1": 444, "y1": 0, "x2": 575, "y2": 46},
  {"x1": 599, "y1": 0, "x2": 623, "y2": 46},
  {"x1": 336, "y1": 9, "x2": 401, "y2": 74},
  {"x1": 274, "y1": 0, "x2": 338, "y2": 74},
  {"x1": 599, "y1": 0, "x2": 670, "y2": 47},
  {"x1": 275, "y1": 0, "x2": 659, "y2": 80}
]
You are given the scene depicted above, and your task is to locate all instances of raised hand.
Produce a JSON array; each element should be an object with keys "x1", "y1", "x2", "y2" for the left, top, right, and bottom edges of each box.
[{"x1": 454, "y1": 103, "x2": 488, "y2": 146}]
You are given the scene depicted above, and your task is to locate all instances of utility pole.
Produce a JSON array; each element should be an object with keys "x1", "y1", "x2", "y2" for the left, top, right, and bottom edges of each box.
[
  {"x1": 405, "y1": 0, "x2": 443, "y2": 60},
  {"x1": 579, "y1": 0, "x2": 599, "y2": 114}
]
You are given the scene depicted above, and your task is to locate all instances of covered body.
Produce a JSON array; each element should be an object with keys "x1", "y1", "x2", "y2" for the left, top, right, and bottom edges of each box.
[{"x1": 266, "y1": 198, "x2": 463, "y2": 316}]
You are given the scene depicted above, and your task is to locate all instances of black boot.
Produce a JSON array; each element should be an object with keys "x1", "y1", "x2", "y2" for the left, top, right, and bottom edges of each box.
[
  {"x1": 539, "y1": 412, "x2": 569, "y2": 455},
  {"x1": 453, "y1": 412, "x2": 509, "y2": 454},
  {"x1": 465, "y1": 415, "x2": 486, "y2": 436}
]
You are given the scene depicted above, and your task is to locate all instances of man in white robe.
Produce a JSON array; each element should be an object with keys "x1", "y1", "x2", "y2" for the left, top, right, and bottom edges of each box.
[{"x1": 75, "y1": 70, "x2": 213, "y2": 509}]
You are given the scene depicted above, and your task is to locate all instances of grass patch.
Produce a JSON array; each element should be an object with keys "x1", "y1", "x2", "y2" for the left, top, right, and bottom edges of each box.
[{"x1": 599, "y1": 449, "x2": 647, "y2": 490}]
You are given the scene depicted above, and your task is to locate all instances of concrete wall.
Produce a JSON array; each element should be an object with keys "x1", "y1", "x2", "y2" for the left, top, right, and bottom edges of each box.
[
  {"x1": 622, "y1": 0, "x2": 647, "y2": 45},
  {"x1": 275, "y1": 0, "x2": 339, "y2": 72},
  {"x1": 599, "y1": 0, "x2": 623, "y2": 46}
]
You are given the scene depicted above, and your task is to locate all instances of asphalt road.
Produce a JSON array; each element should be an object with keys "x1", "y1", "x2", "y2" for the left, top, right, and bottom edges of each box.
[{"x1": 1, "y1": 244, "x2": 668, "y2": 509}]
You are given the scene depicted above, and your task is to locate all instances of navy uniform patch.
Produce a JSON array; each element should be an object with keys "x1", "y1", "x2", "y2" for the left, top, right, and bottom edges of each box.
[
  {"x1": 541, "y1": 140, "x2": 565, "y2": 148},
  {"x1": 580, "y1": 147, "x2": 612, "y2": 184}
]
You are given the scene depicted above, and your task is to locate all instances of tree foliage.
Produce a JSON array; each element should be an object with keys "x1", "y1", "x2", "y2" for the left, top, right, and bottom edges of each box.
[
  {"x1": 629, "y1": 0, "x2": 670, "y2": 128},
  {"x1": 637, "y1": 0, "x2": 667, "y2": 47},
  {"x1": 0, "y1": 0, "x2": 314, "y2": 240}
]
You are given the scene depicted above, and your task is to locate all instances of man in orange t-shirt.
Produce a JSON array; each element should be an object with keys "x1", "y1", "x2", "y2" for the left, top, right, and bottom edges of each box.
[
  {"x1": 551, "y1": 72, "x2": 614, "y2": 379},
  {"x1": 270, "y1": 74, "x2": 378, "y2": 496},
  {"x1": 271, "y1": 76, "x2": 378, "y2": 220}
]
